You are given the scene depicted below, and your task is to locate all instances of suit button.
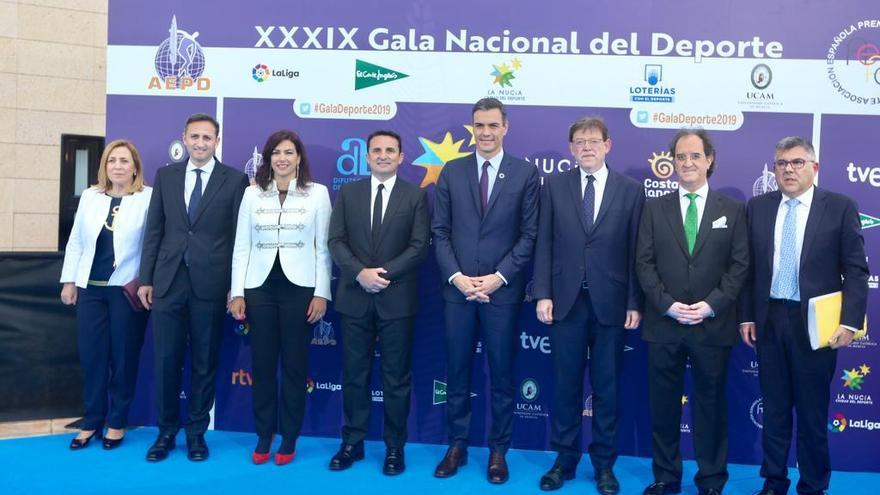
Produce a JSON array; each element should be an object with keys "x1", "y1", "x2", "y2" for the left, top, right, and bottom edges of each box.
[{"x1": 188, "y1": 231, "x2": 193, "y2": 236}]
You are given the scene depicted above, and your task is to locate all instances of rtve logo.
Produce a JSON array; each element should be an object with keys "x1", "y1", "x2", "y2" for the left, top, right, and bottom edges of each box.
[
  {"x1": 520, "y1": 331, "x2": 550, "y2": 354},
  {"x1": 846, "y1": 162, "x2": 880, "y2": 187}
]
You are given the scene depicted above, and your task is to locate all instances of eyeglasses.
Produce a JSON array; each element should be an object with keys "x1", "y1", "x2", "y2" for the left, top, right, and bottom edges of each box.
[
  {"x1": 572, "y1": 138, "x2": 605, "y2": 149},
  {"x1": 674, "y1": 153, "x2": 706, "y2": 163},
  {"x1": 773, "y1": 158, "x2": 813, "y2": 170}
]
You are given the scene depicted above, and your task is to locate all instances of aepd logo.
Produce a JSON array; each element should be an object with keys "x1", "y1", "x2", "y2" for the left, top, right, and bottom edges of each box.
[{"x1": 149, "y1": 15, "x2": 210, "y2": 91}]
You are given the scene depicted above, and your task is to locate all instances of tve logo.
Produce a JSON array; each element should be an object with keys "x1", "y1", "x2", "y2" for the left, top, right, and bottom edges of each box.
[
  {"x1": 520, "y1": 331, "x2": 550, "y2": 354},
  {"x1": 846, "y1": 162, "x2": 880, "y2": 187}
]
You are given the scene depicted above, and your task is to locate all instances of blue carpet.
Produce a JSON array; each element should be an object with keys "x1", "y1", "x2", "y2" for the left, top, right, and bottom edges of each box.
[{"x1": 0, "y1": 428, "x2": 875, "y2": 494}]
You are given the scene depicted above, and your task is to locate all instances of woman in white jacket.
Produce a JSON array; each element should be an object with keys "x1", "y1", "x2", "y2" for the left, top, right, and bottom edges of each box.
[
  {"x1": 229, "y1": 129, "x2": 331, "y2": 465},
  {"x1": 59, "y1": 140, "x2": 152, "y2": 450}
]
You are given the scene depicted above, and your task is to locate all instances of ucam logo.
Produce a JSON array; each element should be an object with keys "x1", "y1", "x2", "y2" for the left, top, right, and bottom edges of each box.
[
  {"x1": 355, "y1": 59, "x2": 408, "y2": 90},
  {"x1": 520, "y1": 331, "x2": 550, "y2": 354},
  {"x1": 149, "y1": 15, "x2": 210, "y2": 91},
  {"x1": 847, "y1": 162, "x2": 880, "y2": 186}
]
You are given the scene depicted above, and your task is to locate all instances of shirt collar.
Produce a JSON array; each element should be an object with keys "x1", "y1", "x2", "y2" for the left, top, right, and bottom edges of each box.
[
  {"x1": 580, "y1": 163, "x2": 608, "y2": 184},
  {"x1": 678, "y1": 182, "x2": 709, "y2": 201},
  {"x1": 782, "y1": 185, "x2": 814, "y2": 207},
  {"x1": 371, "y1": 174, "x2": 397, "y2": 192},
  {"x1": 476, "y1": 150, "x2": 504, "y2": 170},
  {"x1": 186, "y1": 157, "x2": 216, "y2": 175}
]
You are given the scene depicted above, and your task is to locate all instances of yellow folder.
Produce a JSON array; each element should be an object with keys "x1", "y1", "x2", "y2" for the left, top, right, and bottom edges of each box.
[{"x1": 807, "y1": 291, "x2": 868, "y2": 350}]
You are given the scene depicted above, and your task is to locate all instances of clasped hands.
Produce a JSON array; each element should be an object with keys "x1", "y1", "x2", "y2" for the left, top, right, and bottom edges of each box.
[
  {"x1": 357, "y1": 267, "x2": 390, "y2": 294},
  {"x1": 667, "y1": 301, "x2": 713, "y2": 325},
  {"x1": 452, "y1": 273, "x2": 504, "y2": 303}
]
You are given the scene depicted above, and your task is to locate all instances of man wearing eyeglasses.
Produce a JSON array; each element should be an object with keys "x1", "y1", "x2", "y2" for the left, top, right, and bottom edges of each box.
[
  {"x1": 738, "y1": 137, "x2": 868, "y2": 495},
  {"x1": 533, "y1": 117, "x2": 644, "y2": 494},
  {"x1": 635, "y1": 129, "x2": 749, "y2": 495}
]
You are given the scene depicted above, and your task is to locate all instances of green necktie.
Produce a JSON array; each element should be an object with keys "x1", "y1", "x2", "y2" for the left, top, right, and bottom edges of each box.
[{"x1": 684, "y1": 192, "x2": 698, "y2": 255}]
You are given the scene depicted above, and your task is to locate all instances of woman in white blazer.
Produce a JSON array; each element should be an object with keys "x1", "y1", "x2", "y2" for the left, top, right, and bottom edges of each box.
[
  {"x1": 229, "y1": 129, "x2": 331, "y2": 465},
  {"x1": 59, "y1": 140, "x2": 152, "y2": 450}
]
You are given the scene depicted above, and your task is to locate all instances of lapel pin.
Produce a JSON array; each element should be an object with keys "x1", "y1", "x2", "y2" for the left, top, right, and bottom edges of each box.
[{"x1": 498, "y1": 173, "x2": 505, "y2": 179}]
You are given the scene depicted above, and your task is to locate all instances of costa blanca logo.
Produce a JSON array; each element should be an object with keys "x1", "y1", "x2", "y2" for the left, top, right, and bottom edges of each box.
[
  {"x1": 644, "y1": 151, "x2": 679, "y2": 198},
  {"x1": 355, "y1": 59, "x2": 408, "y2": 90},
  {"x1": 521, "y1": 378, "x2": 539, "y2": 402},
  {"x1": 311, "y1": 319, "x2": 337, "y2": 346},
  {"x1": 630, "y1": 64, "x2": 676, "y2": 103},
  {"x1": 752, "y1": 164, "x2": 778, "y2": 196},
  {"x1": 826, "y1": 21, "x2": 880, "y2": 105},
  {"x1": 149, "y1": 15, "x2": 210, "y2": 91},
  {"x1": 828, "y1": 412, "x2": 848, "y2": 433},
  {"x1": 750, "y1": 398, "x2": 764, "y2": 429},
  {"x1": 252, "y1": 64, "x2": 270, "y2": 82}
]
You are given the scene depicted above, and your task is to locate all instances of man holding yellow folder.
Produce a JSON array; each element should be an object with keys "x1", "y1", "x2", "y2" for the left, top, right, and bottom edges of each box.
[{"x1": 738, "y1": 136, "x2": 869, "y2": 495}]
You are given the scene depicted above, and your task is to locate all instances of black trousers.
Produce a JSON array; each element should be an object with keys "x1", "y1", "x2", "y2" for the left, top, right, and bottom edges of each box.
[
  {"x1": 550, "y1": 290, "x2": 626, "y2": 471},
  {"x1": 340, "y1": 301, "x2": 414, "y2": 448},
  {"x1": 759, "y1": 300, "x2": 837, "y2": 495},
  {"x1": 76, "y1": 285, "x2": 147, "y2": 430},
  {"x1": 444, "y1": 301, "x2": 518, "y2": 453},
  {"x1": 245, "y1": 263, "x2": 313, "y2": 441},
  {"x1": 151, "y1": 263, "x2": 227, "y2": 437},
  {"x1": 648, "y1": 337, "x2": 731, "y2": 491}
]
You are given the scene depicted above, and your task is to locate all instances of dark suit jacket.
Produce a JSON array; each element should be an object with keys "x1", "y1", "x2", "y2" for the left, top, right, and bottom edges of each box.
[
  {"x1": 636, "y1": 188, "x2": 749, "y2": 346},
  {"x1": 140, "y1": 160, "x2": 248, "y2": 300},
  {"x1": 328, "y1": 177, "x2": 430, "y2": 319},
  {"x1": 431, "y1": 152, "x2": 540, "y2": 305},
  {"x1": 738, "y1": 187, "x2": 868, "y2": 335},
  {"x1": 533, "y1": 166, "x2": 645, "y2": 325}
]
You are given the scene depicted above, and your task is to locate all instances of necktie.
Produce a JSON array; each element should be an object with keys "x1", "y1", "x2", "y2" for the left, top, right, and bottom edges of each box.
[
  {"x1": 480, "y1": 161, "x2": 490, "y2": 216},
  {"x1": 583, "y1": 174, "x2": 596, "y2": 231},
  {"x1": 372, "y1": 183, "x2": 384, "y2": 246},
  {"x1": 188, "y1": 168, "x2": 203, "y2": 224},
  {"x1": 771, "y1": 198, "x2": 800, "y2": 300},
  {"x1": 684, "y1": 192, "x2": 698, "y2": 255}
]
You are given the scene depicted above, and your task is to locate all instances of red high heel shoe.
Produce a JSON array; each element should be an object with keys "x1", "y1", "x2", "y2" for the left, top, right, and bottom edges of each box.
[
  {"x1": 252, "y1": 435, "x2": 273, "y2": 465},
  {"x1": 274, "y1": 451, "x2": 295, "y2": 465}
]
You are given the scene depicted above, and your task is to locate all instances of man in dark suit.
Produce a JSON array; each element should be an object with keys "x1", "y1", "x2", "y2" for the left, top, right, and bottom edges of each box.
[
  {"x1": 432, "y1": 97, "x2": 539, "y2": 484},
  {"x1": 327, "y1": 130, "x2": 430, "y2": 476},
  {"x1": 533, "y1": 117, "x2": 644, "y2": 494},
  {"x1": 635, "y1": 129, "x2": 749, "y2": 495},
  {"x1": 138, "y1": 113, "x2": 248, "y2": 462},
  {"x1": 738, "y1": 137, "x2": 868, "y2": 495}
]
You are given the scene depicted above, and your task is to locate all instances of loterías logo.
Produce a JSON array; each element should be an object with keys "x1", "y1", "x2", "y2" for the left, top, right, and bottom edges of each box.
[{"x1": 149, "y1": 15, "x2": 210, "y2": 91}]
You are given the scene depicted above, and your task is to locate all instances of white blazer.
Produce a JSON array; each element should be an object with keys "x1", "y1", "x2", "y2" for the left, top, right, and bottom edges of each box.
[
  {"x1": 60, "y1": 186, "x2": 153, "y2": 288},
  {"x1": 231, "y1": 181, "x2": 332, "y2": 300}
]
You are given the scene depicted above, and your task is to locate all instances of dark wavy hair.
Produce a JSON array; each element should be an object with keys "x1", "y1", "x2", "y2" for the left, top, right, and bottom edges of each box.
[
  {"x1": 669, "y1": 128, "x2": 716, "y2": 178},
  {"x1": 255, "y1": 129, "x2": 313, "y2": 191}
]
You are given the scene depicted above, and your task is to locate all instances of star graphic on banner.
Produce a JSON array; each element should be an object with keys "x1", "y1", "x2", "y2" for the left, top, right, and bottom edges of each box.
[
  {"x1": 860, "y1": 364, "x2": 871, "y2": 376},
  {"x1": 681, "y1": 395, "x2": 688, "y2": 406},
  {"x1": 464, "y1": 125, "x2": 476, "y2": 146},
  {"x1": 841, "y1": 368, "x2": 865, "y2": 390},
  {"x1": 511, "y1": 57, "x2": 522, "y2": 70},
  {"x1": 491, "y1": 63, "x2": 516, "y2": 87},
  {"x1": 412, "y1": 131, "x2": 471, "y2": 188}
]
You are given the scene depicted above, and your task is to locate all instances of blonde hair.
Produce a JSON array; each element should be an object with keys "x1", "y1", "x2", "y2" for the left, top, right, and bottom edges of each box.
[{"x1": 94, "y1": 139, "x2": 146, "y2": 193}]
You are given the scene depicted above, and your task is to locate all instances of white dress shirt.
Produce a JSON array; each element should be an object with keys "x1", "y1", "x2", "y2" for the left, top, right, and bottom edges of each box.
[
  {"x1": 476, "y1": 150, "x2": 504, "y2": 201},
  {"x1": 184, "y1": 158, "x2": 215, "y2": 209},
  {"x1": 370, "y1": 174, "x2": 396, "y2": 228},
  {"x1": 770, "y1": 186, "x2": 814, "y2": 301},
  {"x1": 678, "y1": 182, "x2": 710, "y2": 229},
  {"x1": 580, "y1": 163, "x2": 609, "y2": 222}
]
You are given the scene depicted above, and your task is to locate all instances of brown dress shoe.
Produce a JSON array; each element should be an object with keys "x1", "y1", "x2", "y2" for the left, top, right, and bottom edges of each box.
[
  {"x1": 487, "y1": 451, "x2": 509, "y2": 484},
  {"x1": 434, "y1": 446, "x2": 468, "y2": 478}
]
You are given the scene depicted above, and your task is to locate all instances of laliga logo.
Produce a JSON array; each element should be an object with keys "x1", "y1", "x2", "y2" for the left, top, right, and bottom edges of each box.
[
  {"x1": 149, "y1": 15, "x2": 210, "y2": 91},
  {"x1": 649, "y1": 151, "x2": 675, "y2": 179},
  {"x1": 305, "y1": 377, "x2": 315, "y2": 393},
  {"x1": 252, "y1": 64, "x2": 270, "y2": 82},
  {"x1": 828, "y1": 412, "x2": 847, "y2": 433}
]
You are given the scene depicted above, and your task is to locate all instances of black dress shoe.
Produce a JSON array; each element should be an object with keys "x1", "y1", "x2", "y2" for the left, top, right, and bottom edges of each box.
[
  {"x1": 69, "y1": 430, "x2": 102, "y2": 450},
  {"x1": 186, "y1": 434, "x2": 209, "y2": 461},
  {"x1": 539, "y1": 463, "x2": 575, "y2": 491},
  {"x1": 643, "y1": 481, "x2": 682, "y2": 495},
  {"x1": 382, "y1": 447, "x2": 405, "y2": 476},
  {"x1": 596, "y1": 468, "x2": 620, "y2": 495},
  {"x1": 487, "y1": 451, "x2": 509, "y2": 484},
  {"x1": 102, "y1": 435, "x2": 124, "y2": 450},
  {"x1": 434, "y1": 447, "x2": 468, "y2": 478},
  {"x1": 329, "y1": 443, "x2": 365, "y2": 471},
  {"x1": 698, "y1": 489, "x2": 722, "y2": 495},
  {"x1": 146, "y1": 434, "x2": 176, "y2": 462}
]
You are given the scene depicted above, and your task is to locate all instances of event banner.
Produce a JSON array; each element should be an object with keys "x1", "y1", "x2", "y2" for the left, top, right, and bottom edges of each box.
[{"x1": 107, "y1": 0, "x2": 880, "y2": 471}]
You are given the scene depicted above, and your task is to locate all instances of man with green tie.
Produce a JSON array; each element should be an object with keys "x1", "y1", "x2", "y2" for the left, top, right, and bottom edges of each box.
[{"x1": 635, "y1": 129, "x2": 749, "y2": 495}]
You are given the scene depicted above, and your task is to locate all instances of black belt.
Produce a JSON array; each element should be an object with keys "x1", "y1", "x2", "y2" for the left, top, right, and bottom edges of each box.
[{"x1": 769, "y1": 298, "x2": 800, "y2": 308}]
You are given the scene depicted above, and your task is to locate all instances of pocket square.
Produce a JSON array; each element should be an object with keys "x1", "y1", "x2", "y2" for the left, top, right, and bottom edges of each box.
[{"x1": 711, "y1": 216, "x2": 728, "y2": 229}]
